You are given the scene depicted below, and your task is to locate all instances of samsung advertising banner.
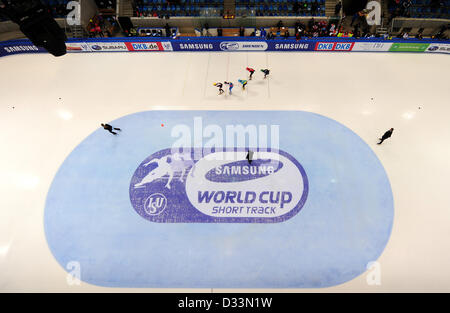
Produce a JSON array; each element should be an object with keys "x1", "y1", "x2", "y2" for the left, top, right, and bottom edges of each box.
[{"x1": 0, "y1": 41, "x2": 47, "y2": 57}]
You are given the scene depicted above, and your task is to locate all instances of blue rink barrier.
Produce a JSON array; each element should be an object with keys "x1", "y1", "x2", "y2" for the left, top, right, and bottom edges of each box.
[{"x1": 1, "y1": 37, "x2": 449, "y2": 57}]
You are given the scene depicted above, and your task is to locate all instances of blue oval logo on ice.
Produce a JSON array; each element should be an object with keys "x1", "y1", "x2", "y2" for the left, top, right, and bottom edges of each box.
[
  {"x1": 220, "y1": 42, "x2": 239, "y2": 51},
  {"x1": 129, "y1": 148, "x2": 308, "y2": 223},
  {"x1": 91, "y1": 45, "x2": 102, "y2": 51}
]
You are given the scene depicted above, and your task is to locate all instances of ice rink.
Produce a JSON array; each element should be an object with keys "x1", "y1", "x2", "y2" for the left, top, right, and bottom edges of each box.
[{"x1": 1, "y1": 50, "x2": 450, "y2": 292}]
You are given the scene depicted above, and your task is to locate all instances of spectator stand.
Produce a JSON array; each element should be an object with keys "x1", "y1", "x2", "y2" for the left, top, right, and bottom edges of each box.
[
  {"x1": 87, "y1": 14, "x2": 120, "y2": 38},
  {"x1": 389, "y1": 0, "x2": 450, "y2": 20},
  {"x1": 41, "y1": 0, "x2": 71, "y2": 18},
  {"x1": 390, "y1": 17, "x2": 449, "y2": 39},
  {"x1": 0, "y1": 2, "x2": 8, "y2": 22},
  {"x1": 235, "y1": 0, "x2": 326, "y2": 17},
  {"x1": 95, "y1": 0, "x2": 117, "y2": 14},
  {"x1": 194, "y1": 27, "x2": 236, "y2": 36},
  {"x1": 133, "y1": 0, "x2": 224, "y2": 18},
  {"x1": 191, "y1": 26, "x2": 310, "y2": 38}
]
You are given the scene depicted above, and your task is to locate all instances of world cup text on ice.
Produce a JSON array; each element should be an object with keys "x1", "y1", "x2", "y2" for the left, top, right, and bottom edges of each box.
[{"x1": 198, "y1": 191, "x2": 293, "y2": 209}]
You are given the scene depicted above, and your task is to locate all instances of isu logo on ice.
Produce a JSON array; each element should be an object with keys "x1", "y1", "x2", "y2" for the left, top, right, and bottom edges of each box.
[
  {"x1": 144, "y1": 193, "x2": 167, "y2": 215},
  {"x1": 129, "y1": 148, "x2": 308, "y2": 223}
]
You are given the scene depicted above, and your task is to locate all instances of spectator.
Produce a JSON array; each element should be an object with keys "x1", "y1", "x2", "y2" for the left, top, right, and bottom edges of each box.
[
  {"x1": 276, "y1": 20, "x2": 284, "y2": 30},
  {"x1": 308, "y1": 18, "x2": 314, "y2": 31},
  {"x1": 329, "y1": 23, "x2": 336, "y2": 36},
  {"x1": 217, "y1": 27, "x2": 223, "y2": 37},
  {"x1": 301, "y1": 1, "x2": 308, "y2": 15},
  {"x1": 95, "y1": 23, "x2": 104, "y2": 37},
  {"x1": 334, "y1": 1, "x2": 342, "y2": 16},
  {"x1": 353, "y1": 24, "x2": 359, "y2": 37},
  {"x1": 311, "y1": 1, "x2": 318, "y2": 16},
  {"x1": 350, "y1": 12, "x2": 359, "y2": 26},
  {"x1": 431, "y1": 0, "x2": 443, "y2": 8},
  {"x1": 284, "y1": 28, "x2": 289, "y2": 39},
  {"x1": 401, "y1": 0, "x2": 412, "y2": 17},
  {"x1": 239, "y1": 26, "x2": 245, "y2": 37},
  {"x1": 432, "y1": 25, "x2": 448, "y2": 39},
  {"x1": 293, "y1": 2, "x2": 299, "y2": 15},
  {"x1": 415, "y1": 29, "x2": 423, "y2": 39},
  {"x1": 172, "y1": 28, "x2": 179, "y2": 39},
  {"x1": 260, "y1": 27, "x2": 267, "y2": 38},
  {"x1": 165, "y1": 23, "x2": 171, "y2": 37}
]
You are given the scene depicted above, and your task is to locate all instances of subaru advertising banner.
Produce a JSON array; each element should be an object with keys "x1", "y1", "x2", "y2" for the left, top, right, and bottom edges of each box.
[
  {"x1": 425, "y1": 43, "x2": 450, "y2": 54},
  {"x1": 87, "y1": 42, "x2": 128, "y2": 52}
]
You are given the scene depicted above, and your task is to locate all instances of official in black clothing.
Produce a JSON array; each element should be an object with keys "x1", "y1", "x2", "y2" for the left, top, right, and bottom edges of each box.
[
  {"x1": 101, "y1": 123, "x2": 121, "y2": 135},
  {"x1": 377, "y1": 128, "x2": 394, "y2": 145}
]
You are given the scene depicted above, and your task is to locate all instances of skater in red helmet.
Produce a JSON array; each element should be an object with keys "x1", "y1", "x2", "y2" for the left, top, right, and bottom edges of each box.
[{"x1": 246, "y1": 67, "x2": 255, "y2": 80}]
